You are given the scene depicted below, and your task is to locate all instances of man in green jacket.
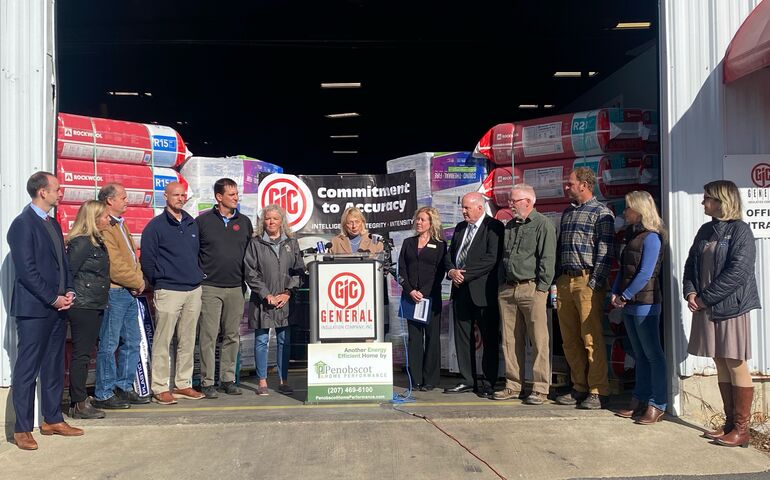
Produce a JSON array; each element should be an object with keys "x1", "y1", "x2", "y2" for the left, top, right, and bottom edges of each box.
[{"x1": 494, "y1": 183, "x2": 557, "y2": 405}]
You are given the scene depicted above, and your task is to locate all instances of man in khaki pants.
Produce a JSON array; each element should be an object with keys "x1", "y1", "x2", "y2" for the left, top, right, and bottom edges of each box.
[
  {"x1": 554, "y1": 167, "x2": 615, "y2": 410},
  {"x1": 140, "y1": 182, "x2": 205, "y2": 404},
  {"x1": 494, "y1": 184, "x2": 556, "y2": 405}
]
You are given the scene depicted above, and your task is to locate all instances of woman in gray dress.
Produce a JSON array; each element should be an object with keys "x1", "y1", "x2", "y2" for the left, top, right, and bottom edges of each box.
[
  {"x1": 245, "y1": 204, "x2": 305, "y2": 396},
  {"x1": 683, "y1": 180, "x2": 760, "y2": 448}
]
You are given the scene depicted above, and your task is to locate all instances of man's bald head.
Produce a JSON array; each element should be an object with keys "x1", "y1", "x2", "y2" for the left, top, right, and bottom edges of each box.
[
  {"x1": 461, "y1": 192, "x2": 486, "y2": 224},
  {"x1": 165, "y1": 181, "x2": 184, "y2": 195},
  {"x1": 164, "y1": 181, "x2": 188, "y2": 215}
]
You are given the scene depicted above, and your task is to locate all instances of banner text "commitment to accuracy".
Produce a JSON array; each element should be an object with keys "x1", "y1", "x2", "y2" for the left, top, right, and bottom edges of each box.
[{"x1": 316, "y1": 183, "x2": 412, "y2": 199}]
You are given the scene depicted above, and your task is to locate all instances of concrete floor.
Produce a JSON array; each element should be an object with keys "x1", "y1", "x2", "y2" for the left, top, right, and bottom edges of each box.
[{"x1": 1, "y1": 371, "x2": 768, "y2": 479}]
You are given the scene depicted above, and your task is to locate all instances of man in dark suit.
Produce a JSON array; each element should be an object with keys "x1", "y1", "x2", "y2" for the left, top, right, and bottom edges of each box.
[
  {"x1": 7, "y1": 171, "x2": 84, "y2": 450},
  {"x1": 444, "y1": 192, "x2": 504, "y2": 396}
]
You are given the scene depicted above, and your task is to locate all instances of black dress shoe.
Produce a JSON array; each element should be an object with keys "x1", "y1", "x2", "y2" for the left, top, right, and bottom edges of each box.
[
  {"x1": 413, "y1": 383, "x2": 423, "y2": 391},
  {"x1": 92, "y1": 394, "x2": 130, "y2": 409},
  {"x1": 443, "y1": 383, "x2": 473, "y2": 394},
  {"x1": 476, "y1": 386, "x2": 495, "y2": 398},
  {"x1": 421, "y1": 385, "x2": 435, "y2": 392},
  {"x1": 117, "y1": 388, "x2": 150, "y2": 405}
]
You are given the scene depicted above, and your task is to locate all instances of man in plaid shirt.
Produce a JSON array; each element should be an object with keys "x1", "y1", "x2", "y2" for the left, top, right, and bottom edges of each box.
[{"x1": 554, "y1": 167, "x2": 615, "y2": 410}]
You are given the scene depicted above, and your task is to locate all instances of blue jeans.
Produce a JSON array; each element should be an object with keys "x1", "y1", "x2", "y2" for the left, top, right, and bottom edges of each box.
[
  {"x1": 255, "y1": 327, "x2": 290, "y2": 380},
  {"x1": 623, "y1": 312, "x2": 667, "y2": 410},
  {"x1": 95, "y1": 288, "x2": 141, "y2": 400}
]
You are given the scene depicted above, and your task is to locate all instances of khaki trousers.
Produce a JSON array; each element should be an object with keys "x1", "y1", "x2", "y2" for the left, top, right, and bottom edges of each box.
[
  {"x1": 498, "y1": 281, "x2": 550, "y2": 394},
  {"x1": 151, "y1": 287, "x2": 202, "y2": 394},
  {"x1": 555, "y1": 273, "x2": 609, "y2": 395},
  {"x1": 199, "y1": 285, "x2": 244, "y2": 386}
]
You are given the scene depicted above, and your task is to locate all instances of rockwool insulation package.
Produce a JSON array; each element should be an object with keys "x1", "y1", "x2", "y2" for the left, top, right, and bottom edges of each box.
[
  {"x1": 58, "y1": 204, "x2": 154, "y2": 246},
  {"x1": 57, "y1": 113, "x2": 191, "y2": 167},
  {"x1": 481, "y1": 154, "x2": 659, "y2": 207},
  {"x1": 472, "y1": 123, "x2": 514, "y2": 167},
  {"x1": 56, "y1": 158, "x2": 187, "y2": 208},
  {"x1": 473, "y1": 109, "x2": 656, "y2": 165}
]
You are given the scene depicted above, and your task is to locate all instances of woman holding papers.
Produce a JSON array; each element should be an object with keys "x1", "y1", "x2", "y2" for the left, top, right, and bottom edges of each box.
[{"x1": 398, "y1": 207, "x2": 447, "y2": 391}]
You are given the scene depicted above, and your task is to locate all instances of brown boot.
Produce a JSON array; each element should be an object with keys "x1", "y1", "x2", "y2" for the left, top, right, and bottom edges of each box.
[
  {"x1": 615, "y1": 397, "x2": 646, "y2": 419},
  {"x1": 13, "y1": 432, "x2": 38, "y2": 450},
  {"x1": 717, "y1": 386, "x2": 753, "y2": 448},
  {"x1": 704, "y1": 382, "x2": 734, "y2": 439},
  {"x1": 40, "y1": 421, "x2": 84, "y2": 436},
  {"x1": 635, "y1": 405, "x2": 665, "y2": 424}
]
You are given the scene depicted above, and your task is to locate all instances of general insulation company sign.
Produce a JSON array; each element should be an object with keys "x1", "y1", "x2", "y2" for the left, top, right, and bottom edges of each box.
[
  {"x1": 724, "y1": 155, "x2": 770, "y2": 238},
  {"x1": 316, "y1": 262, "x2": 377, "y2": 340}
]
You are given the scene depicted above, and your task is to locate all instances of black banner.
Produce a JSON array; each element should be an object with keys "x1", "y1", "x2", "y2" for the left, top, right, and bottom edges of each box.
[{"x1": 298, "y1": 171, "x2": 417, "y2": 234}]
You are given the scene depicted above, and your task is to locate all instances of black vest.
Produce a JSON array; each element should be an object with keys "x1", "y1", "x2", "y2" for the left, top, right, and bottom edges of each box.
[{"x1": 619, "y1": 230, "x2": 663, "y2": 305}]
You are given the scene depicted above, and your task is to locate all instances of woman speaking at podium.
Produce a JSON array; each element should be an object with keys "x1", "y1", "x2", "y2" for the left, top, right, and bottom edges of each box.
[
  {"x1": 244, "y1": 204, "x2": 305, "y2": 396},
  {"x1": 329, "y1": 207, "x2": 384, "y2": 255},
  {"x1": 397, "y1": 207, "x2": 447, "y2": 391}
]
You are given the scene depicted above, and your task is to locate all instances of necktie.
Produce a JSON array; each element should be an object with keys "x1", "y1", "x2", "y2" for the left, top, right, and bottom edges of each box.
[{"x1": 456, "y1": 223, "x2": 476, "y2": 269}]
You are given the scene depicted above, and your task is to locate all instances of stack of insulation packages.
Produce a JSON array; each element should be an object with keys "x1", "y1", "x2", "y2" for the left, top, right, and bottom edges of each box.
[
  {"x1": 385, "y1": 152, "x2": 488, "y2": 369},
  {"x1": 56, "y1": 113, "x2": 283, "y2": 393},
  {"x1": 474, "y1": 108, "x2": 660, "y2": 387}
]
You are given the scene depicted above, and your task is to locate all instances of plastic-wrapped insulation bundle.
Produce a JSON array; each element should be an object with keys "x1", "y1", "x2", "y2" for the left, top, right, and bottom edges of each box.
[{"x1": 57, "y1": 113, "x2": 192, "y2": 167}]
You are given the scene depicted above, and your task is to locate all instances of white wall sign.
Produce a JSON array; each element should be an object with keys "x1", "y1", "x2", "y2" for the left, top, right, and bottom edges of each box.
[
  {"x1": 317, "y1": 262, "x2": 377, "y2": 339},
  {"x1": 724, "y1": 155, "x2": 770, "y2": 238}
]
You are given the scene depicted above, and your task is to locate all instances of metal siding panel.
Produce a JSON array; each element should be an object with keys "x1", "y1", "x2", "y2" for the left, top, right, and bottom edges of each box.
[
  {"x1": 724, "y1": 69, "x2": 770, "y2": 376},
  {"x1": 661, "y1": 0, "x2": 767, "y2": 396},
  {"x1": 0, "y1": 0, "x2": 56, "y2": 386}
]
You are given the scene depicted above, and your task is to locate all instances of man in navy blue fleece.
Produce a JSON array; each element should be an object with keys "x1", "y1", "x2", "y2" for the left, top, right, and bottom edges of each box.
[{"x1": 140, "y1": 181, "x2": 205, "y2": 405}]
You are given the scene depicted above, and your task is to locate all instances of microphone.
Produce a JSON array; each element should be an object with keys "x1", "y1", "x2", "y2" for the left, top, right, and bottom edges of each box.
[
  {"x1": 325, "y1": 242, "x2": 333, "y2": 250},
  {"x1": 300, "y1": 247, "x2": 318, "y2": 255},
  {"x1": 369, "y1": 233, "x2": 383, "y2": 244}
]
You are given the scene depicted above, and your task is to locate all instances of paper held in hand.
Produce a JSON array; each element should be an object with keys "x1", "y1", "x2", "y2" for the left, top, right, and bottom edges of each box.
[{"x1": 399, "y1": 295, "x2": 431, "y2": 323}]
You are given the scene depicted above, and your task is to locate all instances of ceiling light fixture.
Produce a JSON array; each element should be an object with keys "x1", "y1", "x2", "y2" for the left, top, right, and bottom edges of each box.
[
  {"x1": 333, "y1": 150, "x2": 358, "y2": 154},
  {"x1": 321, "y1": 82, "x2": 362, "y2": 89},
  {"x1": 330, "y1": 134, "x2": 359, "y2": 139},
  {"x1": 144, "y1": 92, "x2": 153, "y2": 97},
  {"x1": 518, "y1": 104, "x2": 539, "y2": 109},
  {"x1": 325, "y1": 112, "x2": 360, "y2": 119},
  {"x1": 614, "y1": 21, "x2": 651, "y2": 30},
  {"x1": 112, "y1": 91, "x2": 140, "y2": 96},
  {"x1": 588, "y1": 71, "x2": 599, "y2": 77},
  {"x1": 544, "y1": 104, "x2": 556, "y2": 109},
  {"x1": 553, "y1": 72, "x2": 582, "y2": 78}
]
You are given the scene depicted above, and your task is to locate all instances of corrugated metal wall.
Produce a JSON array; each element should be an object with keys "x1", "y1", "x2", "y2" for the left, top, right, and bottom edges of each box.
[
  {"x1": 0, "y1": 0, "x2": 57, "y2": 386},
  {"x1": 660, "y1": 0, "x2": 768, "y2": 410}
]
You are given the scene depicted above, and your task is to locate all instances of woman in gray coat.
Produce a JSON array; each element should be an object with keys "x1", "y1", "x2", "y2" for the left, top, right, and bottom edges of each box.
[{"x1": 244, "y1": 204, "x2": 305, "y2": 396}]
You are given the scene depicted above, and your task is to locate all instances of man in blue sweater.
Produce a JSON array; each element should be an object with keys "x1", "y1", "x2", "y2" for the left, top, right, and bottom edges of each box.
[{"x1": 141, "y1": 181, "x2": 205, "y2": 405}]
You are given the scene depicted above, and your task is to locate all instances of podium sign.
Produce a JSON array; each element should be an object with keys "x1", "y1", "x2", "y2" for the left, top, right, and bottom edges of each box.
[
  {"x1": 307, "y1": 343, "x2": 393, "y2": 403},
  {"x1": 316, "y1": 261, "x2": 377, "y2": 340}
]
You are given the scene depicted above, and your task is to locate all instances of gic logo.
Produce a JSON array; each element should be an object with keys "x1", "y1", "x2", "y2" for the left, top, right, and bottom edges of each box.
[
  {"x1": 258, "y1": 174, "x2": 313, "y2": 230},
  {"x1": 328, "y1": 272, "x2": 364, "y2": 309},
  {"x1": 751, "y1": 163, "x2": 770, "y2": 188}
]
